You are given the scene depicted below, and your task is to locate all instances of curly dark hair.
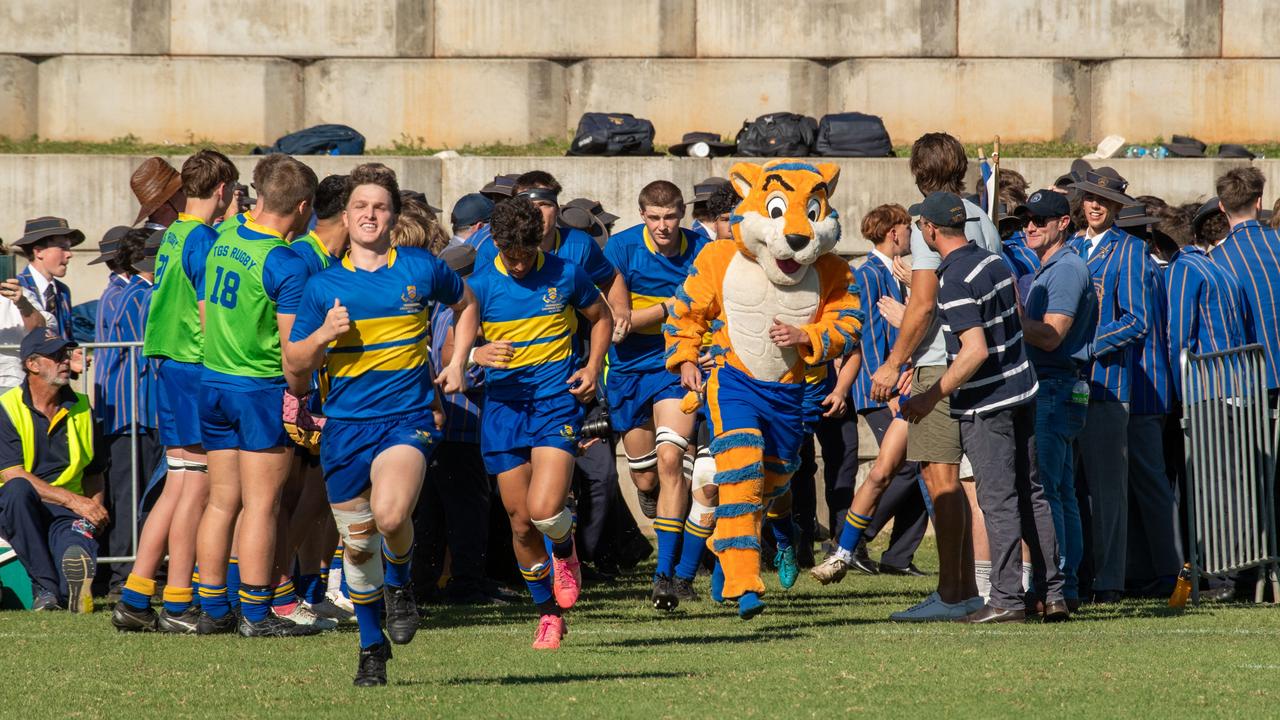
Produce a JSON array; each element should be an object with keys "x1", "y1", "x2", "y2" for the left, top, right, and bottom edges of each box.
[
  {"x1": 117, "y1": 228, "x2": 152, "y2": 274},
  {"x1": 490, "y1": 196, "x2": 544, "y2": 251},
  {"x1": 706, "y1": 183, "x2": 739, "y2": 220},
  {"x1": 314, "y1": 174, "x2": 349, "y2": 220}
]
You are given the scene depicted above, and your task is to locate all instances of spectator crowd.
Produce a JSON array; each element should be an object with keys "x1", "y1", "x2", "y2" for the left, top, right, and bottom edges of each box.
[{"x1": 0, "y1": 132, "x2": 1278, "y2": 685}]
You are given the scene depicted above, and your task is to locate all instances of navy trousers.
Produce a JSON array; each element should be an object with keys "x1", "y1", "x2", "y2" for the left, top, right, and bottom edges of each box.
[{"x1": 0, "y1": 477, "x2": 98, "y2": 603}]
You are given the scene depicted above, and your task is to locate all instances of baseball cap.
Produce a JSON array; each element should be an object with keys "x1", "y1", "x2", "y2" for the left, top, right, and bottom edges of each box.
[
  {"x1": 909, "y1": 192, "x2": 968, "y2": 229},
  {"x1": 450, "y1": 193, "x2": 495, "y2": 229},
  {"x1": 20, "y1": 327, "x2": 76, "y2": 362},
  {"x1": 1016, "y1": 190, "x2": 1071, "y2": 219}
]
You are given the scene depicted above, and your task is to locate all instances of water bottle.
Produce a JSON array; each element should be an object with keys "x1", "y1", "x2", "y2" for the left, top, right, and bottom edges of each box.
[
  {"x1": 1168, "y1": 563, "x2": 1193, "y2": 609},
  {"x1": 1124, "y1": 146, "x2": 1146, "y2": 159},
  {"x1": 1070, "y1": 380, "x2": 1090, "y2": 405},
  {"x1": 1152, "y1": 146, "x2": 1169, "y2": 160}
]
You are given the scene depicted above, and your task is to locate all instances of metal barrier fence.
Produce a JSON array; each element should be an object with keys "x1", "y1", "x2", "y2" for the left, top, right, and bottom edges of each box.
[
  {"x1": 0, "y1": 340, "x2": 146, "y2": 565},
  {"x1": 1180, "y1": 344, "x2": 1280, "y2": 603}
]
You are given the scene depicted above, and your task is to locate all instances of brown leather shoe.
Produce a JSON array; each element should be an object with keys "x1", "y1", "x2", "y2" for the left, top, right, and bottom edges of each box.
[
  {"x1": 1042, "y1": 600, "x2": 1071, "y2": 623},
  {"x1": 955, "y1": 604, "x2": 1026, "y2": 624}
]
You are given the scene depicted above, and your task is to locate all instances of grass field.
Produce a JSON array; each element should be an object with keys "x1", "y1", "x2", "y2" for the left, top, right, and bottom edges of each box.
[{"x1": 3, "y1": 538, "x2": 1279, "y2": 719}]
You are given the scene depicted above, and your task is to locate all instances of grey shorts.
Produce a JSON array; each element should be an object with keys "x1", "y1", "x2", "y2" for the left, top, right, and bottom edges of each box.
[{"x1": 906, "y1": 364, "x2": 962, "y2": 465}]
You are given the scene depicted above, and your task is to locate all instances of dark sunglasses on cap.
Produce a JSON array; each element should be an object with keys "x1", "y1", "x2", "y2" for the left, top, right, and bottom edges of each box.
[{"x1": 1026, "y1": 215, "x2": 1066, "y2": 228}]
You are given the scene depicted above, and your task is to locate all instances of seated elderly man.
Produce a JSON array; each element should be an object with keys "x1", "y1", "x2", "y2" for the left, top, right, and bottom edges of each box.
[{"x1": 0, "y1": 328, "x2": 106, "y2": 612}]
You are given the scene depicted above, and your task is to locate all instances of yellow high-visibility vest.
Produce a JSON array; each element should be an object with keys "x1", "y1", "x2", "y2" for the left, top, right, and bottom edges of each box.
[{"x1": 0, "y1": 385, "x2": 94, "y2": 496}]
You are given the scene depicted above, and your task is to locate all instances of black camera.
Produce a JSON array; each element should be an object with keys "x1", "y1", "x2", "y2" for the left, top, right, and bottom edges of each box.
[{"x1": 580, "y1": 401, "x2": 613, "y2": 440}]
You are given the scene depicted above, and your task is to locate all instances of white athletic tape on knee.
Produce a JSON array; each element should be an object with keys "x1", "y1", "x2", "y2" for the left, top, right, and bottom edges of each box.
[
  {"x1": 655, "y1": 426, "x2": 690, "y2": 452},
  {"x1": 626, "y1": 449, "x2": 658, "y2": 471},
  {"x1": 688, "y1": 499, "x2": 715, "y2": 528},
  {"x1": 692, "y1": 454, "x2": 716, "y2": 491},
  {"x1": 166, "y1": 455, "x2": 185, "y2": 471},
  {"x1": 682, "y1": 453, "x2": 694, "y2": 482},
  {"x1": 332, "y1": 506, "x2": 383, "y2": 590},
  {"x1": 531, "y1": 507, "x2": 574, "y2": 544}
]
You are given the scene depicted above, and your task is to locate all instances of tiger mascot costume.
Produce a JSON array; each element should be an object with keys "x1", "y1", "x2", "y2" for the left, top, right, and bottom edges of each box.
[{"x1": 664, "y1": 159, "x2": 863, "y2": 618}]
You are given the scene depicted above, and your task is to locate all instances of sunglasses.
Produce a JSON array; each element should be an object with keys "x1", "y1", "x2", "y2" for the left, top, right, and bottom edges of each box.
[
  {"x1": 37, "y1": 349, "x2": 71, "y2": 362},
  {"x1": 1025, "y1": 215, "x2": 1064, "y2": 228}
]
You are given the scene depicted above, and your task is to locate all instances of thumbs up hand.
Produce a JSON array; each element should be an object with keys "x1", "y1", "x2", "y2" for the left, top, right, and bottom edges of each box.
[{"x1": 322, "y1": 298, "x2": 350, "y2": 343}]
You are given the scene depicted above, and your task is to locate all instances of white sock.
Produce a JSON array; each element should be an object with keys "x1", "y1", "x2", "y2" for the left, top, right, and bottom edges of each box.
[
  {"x1": 832, "y1": 547, "x2": 853, "y2": 564},
  {"x1": 1022, "y1": 562, "x2": 1033, "y2": 593},
  {"x1": 975, "y1": 560, "x2": 992, "y2": 601}
]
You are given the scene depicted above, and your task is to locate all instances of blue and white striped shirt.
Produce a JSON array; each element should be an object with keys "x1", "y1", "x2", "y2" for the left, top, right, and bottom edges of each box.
[
  {"x1": 1128, "y1": 254, "x2": 1174, "y2": 415},
  {"x1": 1069, "y1": 227, "x2": 1151, "y2": 403},
  {"x1": 1166, "y1": 245, "x2": 1251, "y2": 400},
  {"x1": 1001, "y1": 231, "x2": 1040, "y2": 282},
  {"x1": 93, "y1": 274, "x2": 130, "y2": 421},
  {"x1": 850, "y1": 252, "x2": 902, "y2": 412},
  {"x1": 429, "y1": 303, "x2": 483, "y2": 445},
  {"x1": 1211, "y1": 220, "x2": 1280, "y2": 390},
  {"x1": 936, "y1": 244, "x2": 1038, "y2": 416},
  {"x1": 101, "y1": 276, "x2": 158, "y2": 434}
]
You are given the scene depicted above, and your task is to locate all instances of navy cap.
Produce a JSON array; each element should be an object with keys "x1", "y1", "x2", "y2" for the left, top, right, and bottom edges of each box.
[
  {"x1": 910, "y1": 192, "x2": 968, "y2": 229},
  {"x1": 1016, "y1": 190, "x2": 1071, "y2": 219},
  {"x1": 450, "y1": 193, "x2": 495, "y2": 229},
  {"x1": 438, "y1": 243, "x2": 477, "y2": 278},
  {"x1": 20, "y1": 327, "x2": 76, "y2": 362}
]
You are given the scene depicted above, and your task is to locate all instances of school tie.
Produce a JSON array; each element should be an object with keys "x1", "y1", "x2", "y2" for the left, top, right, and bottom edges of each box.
[{"x1": 43, "y1": 283, "x2": 57, "y2": 316}]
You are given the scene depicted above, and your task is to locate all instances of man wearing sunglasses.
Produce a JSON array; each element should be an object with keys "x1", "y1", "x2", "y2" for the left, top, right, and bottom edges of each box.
[
  {"x1": 1019, "y1": 190, "x2": 1098, "y2": 611},
  {"x1": 0, "y1": 329, "x2": 107, "y2": 613}
]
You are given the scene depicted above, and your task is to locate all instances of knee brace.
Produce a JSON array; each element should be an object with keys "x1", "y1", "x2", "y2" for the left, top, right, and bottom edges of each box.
[
  {"x1": 688, "y1": 499, "x2": 716, "y2": 528},
  {"x1": 682, "y1": 453, "x2": 695, "y2": 483},
  {"x1": 184, "y1": 459, "x2": 208, "y2": 473},
  {"x1": 692, "y1": 447, "x2": 716, "y2": 492},
  {"x1": 530, "y1": 507, "x2": 574, "y2": 544},
  {"x1": 655, "y1": 426, "x2": 690, "y2": 452},
  {"x1": 166, "y1": 456, "x2": 208, "y2": 474},
  {"x1": 332, "y1": 506, "x2": 383, "y2": 591},
  {"x1": 626, "y1": 449, "x2": 658, "y2": 472}
]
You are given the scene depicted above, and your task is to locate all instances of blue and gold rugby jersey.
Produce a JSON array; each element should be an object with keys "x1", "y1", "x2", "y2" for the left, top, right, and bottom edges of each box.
[
  {"x1": 475, "y1": 225, "x2": 616, "y2": 288},
  {"x1": 603, "y1": 224, "x2": 706, "y2": 374},
  {"x1": 469, "y1": 251, "x2": 602, "y2": 402},
  {"x1": 289, "y1": 247, "x2": 464, "y2": 421}
]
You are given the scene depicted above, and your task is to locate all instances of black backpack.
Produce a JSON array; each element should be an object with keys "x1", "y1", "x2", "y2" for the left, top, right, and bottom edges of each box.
[
  {"x1": 815, "y1": 112, "x2": 894, "y2": 157},
  {"x1": 567, "y1": 113, "x2": 655, "y2": 156},
  {"x1": 734, "y1": 112, "x2": 818, "y2": 157},
  {"x1": 253, "y1": 124, "x2": 366, "y2": 156}
]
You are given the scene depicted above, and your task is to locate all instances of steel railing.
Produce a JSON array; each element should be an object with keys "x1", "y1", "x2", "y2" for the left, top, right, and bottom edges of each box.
[{"x1": 1180, "y1": 344, "x2": 1280, "y2": 603}]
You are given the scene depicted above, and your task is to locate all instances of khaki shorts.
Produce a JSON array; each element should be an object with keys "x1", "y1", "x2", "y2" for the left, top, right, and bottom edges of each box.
[{"x1": 906, "y1": 364, "x2": 962, "y2": 464}]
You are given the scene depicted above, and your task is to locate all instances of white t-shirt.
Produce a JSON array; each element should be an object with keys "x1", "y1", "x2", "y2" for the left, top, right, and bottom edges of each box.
[
  {"x1": 0, "y1": 290, "x2": 54, "y2": 392},
  {"x1": 907, "y1": 197, "x2": 1002, "y2": 368}
]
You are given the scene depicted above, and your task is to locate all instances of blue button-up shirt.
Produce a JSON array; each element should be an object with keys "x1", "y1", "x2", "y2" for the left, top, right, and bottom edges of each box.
[
  {"x1": 850, "y1": 252, "x2": 902, "y2": 412},
  {"x1": 1211, "y1": 220, "x2": 1280, "y2": 390},
  {"x1": 1070, "y1": 227, "x2": 1151, "y2": 403},
  {"x1": 102, "y1": 276, "x2": 158, "y2": 434},
  {"x1": 1167, "y1": 245, "x2": 1252, "y2": 400},
  {"x1": 1128, "y1": 253, "x2": 1174, "y2": 415},
  {"x1": 1001, "y1": 231, "x2": 1040, "y2": 282},
  {"x1": 93, "y1": 274, "x2": 130, "y2": 420}
]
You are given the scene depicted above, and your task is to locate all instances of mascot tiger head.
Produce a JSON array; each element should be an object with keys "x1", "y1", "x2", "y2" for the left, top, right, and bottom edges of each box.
[{"x1": 729, "y1": 160, "x2": 842, "y2": 286}]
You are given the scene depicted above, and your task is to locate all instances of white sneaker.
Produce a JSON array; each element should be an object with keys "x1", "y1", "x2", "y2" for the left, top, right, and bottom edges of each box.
[
  {"x1": 310, "y1": 599, "x2": 354, "y2": 622},
  {"x1": 889, "y1": 592, "x2": 976, "y2": 622},
  {"x1": 274, "y1": 602, "x2": 339, "y2": 631}
]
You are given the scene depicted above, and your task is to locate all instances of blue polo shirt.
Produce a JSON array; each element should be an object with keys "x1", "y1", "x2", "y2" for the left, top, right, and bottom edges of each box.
[{"x1": 1024, "y1": 247, "x2": 1097, "y2": 379}]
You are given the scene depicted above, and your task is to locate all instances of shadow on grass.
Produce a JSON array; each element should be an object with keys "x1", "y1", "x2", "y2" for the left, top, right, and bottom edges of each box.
[
  {"x1": 430, "y1": 670, "x2": 688, "y2": 687},
  {"x1": 593, "y1": 625, "x2": 810, "y2": 648}
]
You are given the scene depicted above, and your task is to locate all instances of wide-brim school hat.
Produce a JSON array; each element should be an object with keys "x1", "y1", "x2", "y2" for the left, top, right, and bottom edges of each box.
[
  {"x1": 1070, "y1": 167, "x2": 1136, "y2": 205},
  {"x1": 1162, "y1": 134, "x2": 1207, "y2": 158},
  {"x1": 1217, "y1": 144, "x2": 1257, "y2": 160},
  {"x1": 131, "y1": 229, "x2": 165, "y2": 273},
  {"x1": 88, "y1": 225, "x2": 131, "y2": 265},
  {"x1": 669, "y1": 132, "x2": 736, "y2": 158},
  {"x1": 16, "y1": 216, "x2": 86, "y2": 248}
]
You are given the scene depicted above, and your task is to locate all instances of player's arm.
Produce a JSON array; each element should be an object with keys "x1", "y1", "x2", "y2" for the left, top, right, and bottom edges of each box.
[
  {"x1": 1022, "y1": 312, "x2": 1074, "y2": 351},
  {"x1": 567, "y1": 295, "x2": 613, "y2": 401},
  {"x1": 605, "y1": 271, "x2": 633, "y2": 341},
  {"x1": 630, "y1": 298, "x2": 670, "y2": 331}
]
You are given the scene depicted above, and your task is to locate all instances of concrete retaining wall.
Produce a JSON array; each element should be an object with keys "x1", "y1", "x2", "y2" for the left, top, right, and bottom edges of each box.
[
  {"x1": 433, "y1": 0, "x2": 695, "y2": 58},
  {"x1": 36, "y1": 56, "x2": 303, "y2": 145},
  {"x1": 957, "y1": 1, "x2": 1221, "y2": 58},
  {"x1": 0, "y1": 56, "x2": 36, "y2": 140},
  {"x1": 1222, "y1": 0, "x2": 1280, "y2": 58},
  {"x1": 168, "y1": 0, "x2": 433, "y2": 58},
  {"x1": 0, "y1": 0, "x2": 167, "y2": 55},
  {"x1": 5, "y1": 155, "x2": 1276, "y2": 304}
]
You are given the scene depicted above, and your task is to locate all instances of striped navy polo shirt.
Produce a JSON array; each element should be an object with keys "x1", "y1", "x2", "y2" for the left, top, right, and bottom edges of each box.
[{"x1": 936, "y1": 243, "x2": 1038, "y2": 416}]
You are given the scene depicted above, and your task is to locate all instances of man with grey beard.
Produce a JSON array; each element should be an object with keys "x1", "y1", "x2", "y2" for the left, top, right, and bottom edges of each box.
[{"x1": 0, "y1": 328, "x2": 107, "y2": 613}]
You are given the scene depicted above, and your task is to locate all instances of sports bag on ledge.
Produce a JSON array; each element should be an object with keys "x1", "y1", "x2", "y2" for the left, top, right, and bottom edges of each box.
[
  {"x1": 734, "y1": 112, "x2": 818, "y2": 157},
  {"x1": 253, "y1": 124, "x2": 366, "y2": 156},
  {"x1": 815, "y1": 112, "x2": 894, "y2": 157},
  {"x1": 567, "y1": 113, "x2": 656, "y2": 156}
]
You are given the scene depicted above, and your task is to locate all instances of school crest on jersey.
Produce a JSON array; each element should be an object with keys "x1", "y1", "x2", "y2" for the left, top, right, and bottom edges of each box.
[
  {"x1": 401, "y1": 284, "x2": 422, "y2": 313},
  {"x1": 541, "y1": 287, "x2": 565, "y2": 314}
]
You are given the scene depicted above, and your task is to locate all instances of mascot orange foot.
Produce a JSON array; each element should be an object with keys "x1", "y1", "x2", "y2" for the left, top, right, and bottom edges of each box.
[{"x1": 664, "y1": 160, "x2": 863, "y2": 619}]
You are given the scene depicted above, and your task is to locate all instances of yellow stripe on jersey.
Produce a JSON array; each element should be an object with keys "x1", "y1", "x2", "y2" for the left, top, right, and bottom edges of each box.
[
  {"x1": 631, "y1": 292, "x2": 667, "y2": 335},
  {"x1": 483, "y1": 308, "x2": 579, "y2": 369},
  {"x1": 328, "y1": 337, "x2": 429, "y2": 377},
  {"x1": 331, "y1": 312, "x2": 428, "y2": 350}
]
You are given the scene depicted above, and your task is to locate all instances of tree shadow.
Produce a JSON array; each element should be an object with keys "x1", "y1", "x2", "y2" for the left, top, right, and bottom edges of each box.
[
  {"x1": 593, "y1": 626, "x2": 810, "y2": 648},
  {"x1": 427, "y1": 670, "x2": 689, "y2": 687}
]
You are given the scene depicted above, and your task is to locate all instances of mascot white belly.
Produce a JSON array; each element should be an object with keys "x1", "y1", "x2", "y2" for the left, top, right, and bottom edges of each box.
[{"x1": 723, "y1": 251, "x2": 820, "y2": 382}]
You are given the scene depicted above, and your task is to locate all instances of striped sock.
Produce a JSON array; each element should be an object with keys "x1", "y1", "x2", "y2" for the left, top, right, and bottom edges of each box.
[
  {"x1": 199, "y1": 584, "x2": 230, "y2": 619},
  {"x1": 837, "y1": 510, "x2": 873, "y2": 554},
  {"x1": 162, "y1": 585, "x2": 193, "y2": 615},
  {"x1": 226, "y1": 557, "x2": 241, "y2": 613},
  {"x1": 383, "y1": 540, "x2": 413, "y2": 588},
  {"x1": 272, "y1": 577, "x2": 298, "y2": 615},
  {"x1": 239, "y1": 584, "x2": 273, "y2": 623},
  {"x1": 675, "y1": 517, "x2": 713, "y2": 581},
  {"x1": 121, "y1": 574, "x2": 155, "y2": 610},
  {"x1": 652, "y1": 516, "x2": 683, "y2": 578},
  {"x1": 768, "y1": 514, "x2": 795, "y2": 550},
  {"x1": 297, "y1": 574, "x2": 324, "y2": 605},
  {"x1": 349, "y1": 586, "x2": 385, "y2": 649},
  {"x1": 519, "y1": 561, "x2": 554, "y2": 606}
]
